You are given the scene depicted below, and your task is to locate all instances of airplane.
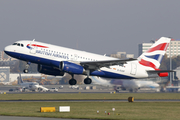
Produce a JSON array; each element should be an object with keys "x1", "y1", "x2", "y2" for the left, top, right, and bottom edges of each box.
[
  {"x1": 18, "y1": 73, "x2": 49, "y2": 92},
  {"x1": 91, "y1": 76, "x2": 160, "y2": 92},
  {"x1": 4, "y1": 37, "x2": 173, "y2": 85}
]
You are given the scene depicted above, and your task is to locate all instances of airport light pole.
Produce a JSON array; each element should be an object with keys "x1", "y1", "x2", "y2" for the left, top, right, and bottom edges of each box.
[{"x1": 169, "y1": 38, "x2": 172, "y2": 86}]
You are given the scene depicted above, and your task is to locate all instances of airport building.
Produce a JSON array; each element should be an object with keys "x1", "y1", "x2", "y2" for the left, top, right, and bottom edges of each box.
[
  {"x1": 0, "y1": 51, "x2": 17, "y2": 61},
  {"x1": 138, "y1": 40, "x2": 180, "y2": 57},
  {"x1": 110, "y1": 52, "x2": 134, "y2": 59},
  {"x1": 0, "y1": 73, "x2": 63, "y2": 85},
  {"x1": 0, "y1": 67, "x2": 10, "y2": 83}
]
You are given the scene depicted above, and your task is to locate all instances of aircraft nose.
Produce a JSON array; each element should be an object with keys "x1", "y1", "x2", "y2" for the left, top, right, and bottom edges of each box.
[
  {"x1": 4, "y1": 45, "x2": 12, "y2": 55},
  {"x1": 153, "y1": 83, "x2": 159, "y2": 88},
  {"x1": 4, "y1": 46, "x2": 9, "y2": 51},
  {"x1": 156, "y1": 84, "x2": 160, "y2": 87}
]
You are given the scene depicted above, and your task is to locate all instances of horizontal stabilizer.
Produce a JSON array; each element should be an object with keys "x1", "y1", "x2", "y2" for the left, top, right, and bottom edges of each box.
[{"x1": 147, "y1": 70, "x2": 175, "y2": 74}]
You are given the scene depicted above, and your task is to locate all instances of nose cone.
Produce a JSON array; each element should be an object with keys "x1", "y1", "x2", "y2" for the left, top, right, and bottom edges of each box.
[
  {"x1": 4, "y1": 45, "x2": 12, "y2": 56},
  {"x1": 4, "y1": 46, "x2": 9, "y2": 51},
  {"x1": 154, "y1": 83, "x2": 160, "y2": 87}
]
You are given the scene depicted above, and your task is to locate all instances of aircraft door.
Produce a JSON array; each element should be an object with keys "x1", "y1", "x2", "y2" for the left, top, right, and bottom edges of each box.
[
  {"x1": 29, "y1": 41, "x2": 37, "y2": 54},
  {"x1": 71, "y1": 54, "x2": 78, "y2": 61},
  {"x1": 74, "y1": 54, "x2": 78, "y2": 61},
  {"x1": 130, "y1": 63, "x2": 137, "y2": 75}
]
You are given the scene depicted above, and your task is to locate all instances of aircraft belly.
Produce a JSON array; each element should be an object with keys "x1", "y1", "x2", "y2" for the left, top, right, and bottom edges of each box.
[{"x1": 100, "y1": 70, "x2": 136, "y2": 79}]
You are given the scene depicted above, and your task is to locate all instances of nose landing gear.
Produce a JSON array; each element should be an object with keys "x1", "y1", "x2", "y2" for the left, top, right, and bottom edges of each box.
[{"x1": 23, "y1": 62, "x2": 31, "y2": 73}]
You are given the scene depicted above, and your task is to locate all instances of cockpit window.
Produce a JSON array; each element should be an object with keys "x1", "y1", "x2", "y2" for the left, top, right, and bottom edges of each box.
[{"x1": 12, "y1": 43, "x2": 24, "y2": 47}]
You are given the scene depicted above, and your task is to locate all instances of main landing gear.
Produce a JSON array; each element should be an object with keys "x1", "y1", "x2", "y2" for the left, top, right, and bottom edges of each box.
[
  {"x1": 84, "y1": 70, "x2": 92, "y2": 84},
  {"x1": 68, "y1": 77, "x2": 92, "y2": 85},
  {"x1": 69, "y1": 75, "x2": 77, "y2": 85},
  {"x1": 69, "y1": 70, "x2": 92, "y2": 85},
  {"x1": 84, "y1": 77, "x2": 92, "y2": 84},
  {"x1": 23, "y1": 62, "x2": 31, "y2": 73}
]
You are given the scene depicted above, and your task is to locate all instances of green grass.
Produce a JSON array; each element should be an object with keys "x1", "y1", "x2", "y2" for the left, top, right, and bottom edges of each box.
[
  {"x1": 0, "y1": 93, "x2": 180, "y2": 119},
  {"x1": 0, "y1": 93, "x2": 180, "y2": 100},
  {"x1": 0, "y1": 102, "x2": 180, "y2": 120}
]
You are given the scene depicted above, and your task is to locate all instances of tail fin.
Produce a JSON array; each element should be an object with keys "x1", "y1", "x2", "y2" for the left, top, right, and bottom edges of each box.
[
  {"x1": 18, "y1": 73, "x2": 24, "y2": 84},
  {"x1": 138, "y1": 37, "x2": 171, "y2": 70}
]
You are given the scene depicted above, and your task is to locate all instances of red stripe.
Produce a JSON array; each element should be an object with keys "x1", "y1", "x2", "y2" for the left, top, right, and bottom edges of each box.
[
  {"x1": 139, "y1": 59, "x2": 156, "y2": 69},
  {"x1": 27, "y1": 44, "x2": 49, "y2": 48},
  {"x1": 147, "y1": 43, "x2": 168, "y2": 53}
]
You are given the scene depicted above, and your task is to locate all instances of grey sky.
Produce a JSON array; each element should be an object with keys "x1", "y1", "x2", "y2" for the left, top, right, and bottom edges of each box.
[{"x1": 1, "y1": 0, "x2": 180, "y2": 57}]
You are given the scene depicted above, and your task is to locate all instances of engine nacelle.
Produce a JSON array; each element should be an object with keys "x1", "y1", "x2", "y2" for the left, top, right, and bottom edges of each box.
[
  {"x1": 60, "y1": 61, "x2": 84, "y2": 74},
  {"x1": 38, "y1": 64, "x2": 64, "y2": 76},
  {"x1": 158, "y1": 72, "x2": 168, "y2": 77}
]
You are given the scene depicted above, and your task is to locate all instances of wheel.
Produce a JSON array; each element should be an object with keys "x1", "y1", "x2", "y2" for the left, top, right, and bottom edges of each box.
[
  {"x1": 84, "y1": 78, "x2": 92, "y2": 84},
  {"x1": 23, "y1": 69, "x2": 29, "y2": 73},
  {"x1": 69, "y1": 79, "x2": 77, "y2": 85}
]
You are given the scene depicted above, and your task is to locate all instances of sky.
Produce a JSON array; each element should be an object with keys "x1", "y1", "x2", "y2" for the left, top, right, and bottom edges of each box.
[{"x1": 1, "y1": 0, "x2": 180, "y2": 57}]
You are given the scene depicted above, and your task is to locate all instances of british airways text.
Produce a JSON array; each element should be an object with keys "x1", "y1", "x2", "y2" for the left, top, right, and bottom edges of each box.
[{"x1": 36, "y1": 50, "x2": 69, "y2": 59}]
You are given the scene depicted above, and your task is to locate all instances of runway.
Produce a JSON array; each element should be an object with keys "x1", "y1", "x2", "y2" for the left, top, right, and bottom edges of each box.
[{"x1": 0, "y1": 99, "x2": 180, "y2": 102}]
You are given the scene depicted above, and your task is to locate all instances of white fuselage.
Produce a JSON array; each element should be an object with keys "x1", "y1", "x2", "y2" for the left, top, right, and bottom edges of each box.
[
  {"x1": 20, "y1": 82, "x2": 48, "y2": 91},
  {"x1": 4, "y1": 40, "x2": 156, "y2": 79}
]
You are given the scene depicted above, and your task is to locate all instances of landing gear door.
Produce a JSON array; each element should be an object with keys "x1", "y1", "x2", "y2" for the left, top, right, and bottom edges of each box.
[
  {"x1": 29, "y1": 41, "x2": 37, "y2": 54},
  {"x1": 130, "y1": 63, "x2": 137, "y2": 75}
]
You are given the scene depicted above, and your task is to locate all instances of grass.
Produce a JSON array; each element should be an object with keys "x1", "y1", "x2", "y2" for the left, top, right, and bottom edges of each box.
[
  {"x1": 0, "y1": 93, "x2": 180, "y2": 120},
  {"x1": 0, "y1": 93, "x2": 180, "y2": 100},
  {"x1": 0, "y1": 102, "x2": 180, "y2": 120}
]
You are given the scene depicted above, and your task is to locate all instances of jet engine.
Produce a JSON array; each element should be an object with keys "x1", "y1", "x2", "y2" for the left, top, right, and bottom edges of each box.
[
  {"x1": 60, "y1": 61, "x2": 85, "y2": 74},
  {"x1": 38, "y1": 64, "x2": 64, "y2": 76}
]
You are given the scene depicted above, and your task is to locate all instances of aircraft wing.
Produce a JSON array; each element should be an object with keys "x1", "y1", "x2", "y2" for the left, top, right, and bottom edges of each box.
[{"x1": 80, "y1": 58, "x2": 136, "y2": 70}]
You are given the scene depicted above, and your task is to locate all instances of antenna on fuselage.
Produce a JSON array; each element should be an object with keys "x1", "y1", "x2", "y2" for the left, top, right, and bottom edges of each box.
[{"x1": 33, "y1": 39, "x2": 35, "y2": 41}]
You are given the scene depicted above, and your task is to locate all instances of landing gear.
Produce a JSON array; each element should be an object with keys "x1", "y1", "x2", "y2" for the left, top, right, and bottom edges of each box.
[
  {"x1": 69, "y1": 79, "x2": 77, "y2": 85},
  {"x1": 84, "y1": 77, "x2": 92, "y2": 84},
  {"x1": 23, "y1": 69, "x2": 29, "y2": 73},
  {"x1": 68, "y1": 70, "x2": 92, "y2": 85},
  {"x1": 84, "y1": 70, "x2": 92, "y2": 84},
  {"x1": 23, "y1": 62, "x2": 31, "y2": 73},
  {"x1": 69, "y1": 74, "x2": 77, "y2": 85}
]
